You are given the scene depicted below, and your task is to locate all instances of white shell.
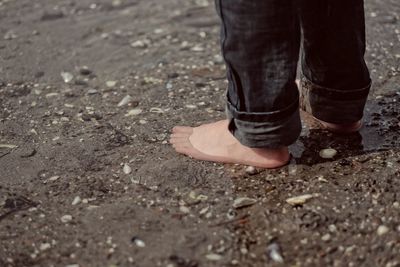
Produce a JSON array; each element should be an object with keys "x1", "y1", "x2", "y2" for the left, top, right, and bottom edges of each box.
[
  {"x1": 125, "y1": 109, "x2": 142, "y2": 116},
  {"x1": 319, "y1": 148, "x2": 338, "y2": 159},
  {"x1": 117, "y1": 95, "x2": 133, "y2": 107},
  {"x1": 123, "y1": 164, "x2": 132, "y2": 174},
  {"x1": 377, "y1": 225, "x2": 389, "y2": 235},
  {"x1": 233, "y1": 197, "x2": 257, "y2": 208},
  {"x1": 206, "y1": 254, "x2": 222, "y2": 261},
  {"x1": 286, "y1": 194, "x2": 314, "y2": 205}
]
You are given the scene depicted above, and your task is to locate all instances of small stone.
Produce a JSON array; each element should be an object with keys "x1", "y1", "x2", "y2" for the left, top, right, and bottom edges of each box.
[
  {"x1": 131, "y1": 237, "x2": 145, "y2": 248},
  {"x1": 106, "y1": 81, "x2": 117, "y2": 88},
  {"x1": 245, "y1": 166, "x2": 257, "y2": 175},
  {"x1": 125, "y1": 109, "x2": 142, "y2": 116},
  {"x1": 206, "y1": 254, "x2": 222, "y2": 261},
  {"x1": 39, "y1": 243, "x2": 51, "y2": 251},
  {"x1": 79, "y1": 66, "x2": 92, "y2": 75},
  {"x1": 87, "y1": 89, "x2": 98, "y2": 95},
  {"x1": 45, "y1": 92, "x2": 60, "y2": 98},
  {"x1": 156, "y1": 133, "x2": 167, "y2": 141},
  {"x1": 61, "y1": 215, "x2": 72, "y2": 223},
  {"x1": 328, "y1": 224, "x2": 337, "y2": 232},
  {"x1": 19, "y1": 147, "x2": 36, "y2": 158},
  {"x1": 117, "y1": 95, "x2": 133, "y2": 107},
  {"x1": 191, "y1": 45, "x2": 204, "y2": 52},
  {"x1": 321, "y1": 233, "x2": 331, "y2": 241},
  {"x1": 185, "y1": 104, "x2": 197, "y2": 109},
  {"x1": 65, "y1": 265, "x2": 80, "y2": 267},
  {"x1": 130, "y1": 40, "x2": 147, "y2": 48},
  {"x1": 72, "y1": 196, "x2": 81, "y2": 206},
  {"x1": 123, "y1": 164, "x2": 132, "y2": 174},
  {"x1": 319, "y1": 148, "x2": 337, "y2": 159},
  {"x1": 48, "y1": 176, "x2": 60, "y2": 181},
  {"x1": 179, "y1": 206, "x2": 190, "y2": 214},
  {"x1": 199, "y1": 206, "x2": 209, "y2": 215},
  {"x1": 233, "y1": 197, "x2": 257, "y2": 209},
  {"x1": 4, "y1": 31, "x2": 17, "y2": 40},
  {"x1": 286, "y1": 194, "x2": 314, "y2": 206},
  {"x1": 61, "y1": 72, "x2": 73, "y2": 83},
  {"x1": 266, "y1": 243, "x2": 284, "y2": 263},
  {"x1": 377, "y1": 225, "x2": 389, "y2": 236}
]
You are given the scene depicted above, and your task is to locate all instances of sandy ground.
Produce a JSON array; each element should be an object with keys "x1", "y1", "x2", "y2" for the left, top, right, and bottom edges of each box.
[{"x1": 0, "y1": 0, "x2": 399, "y2": 266}]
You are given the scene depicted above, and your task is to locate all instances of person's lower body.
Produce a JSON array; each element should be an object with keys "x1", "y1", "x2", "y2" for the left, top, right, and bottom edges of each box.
[{"x1": 170, "y1": 0, "x2": 371, "y2": 168}]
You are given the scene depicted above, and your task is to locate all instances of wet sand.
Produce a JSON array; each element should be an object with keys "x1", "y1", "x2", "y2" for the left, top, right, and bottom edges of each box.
[{"x1": 0, "y1": 0, "x2": 399, "y2": 266}]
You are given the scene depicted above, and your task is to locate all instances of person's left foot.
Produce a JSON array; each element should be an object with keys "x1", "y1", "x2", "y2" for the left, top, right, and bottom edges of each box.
[{"x1": 170, "y1": 120, "x2": 290, "y2": 168}]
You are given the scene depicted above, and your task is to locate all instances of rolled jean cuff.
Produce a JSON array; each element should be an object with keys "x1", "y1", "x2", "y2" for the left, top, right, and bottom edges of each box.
[
  {"x1": 226, "y1": 99, "x2": 302, "y2": 149},
  {"x1": 300, "y1": 77, "x2": 371, "y2": 124}
]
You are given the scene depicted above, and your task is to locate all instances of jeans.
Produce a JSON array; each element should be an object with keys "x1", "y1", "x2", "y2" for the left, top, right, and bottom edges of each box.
[{"x1": 215, "y1": 0, "x2": 371, "y2": 148}]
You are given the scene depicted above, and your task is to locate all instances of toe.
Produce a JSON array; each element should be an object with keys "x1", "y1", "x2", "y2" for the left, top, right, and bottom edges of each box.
[
  {"x1": 172, "y1": 126, "x2": 193, "y2": 134},
  {"x1": 169, "y1": 136, "x2": 188, "y2": 144},
  {"x1": 170, "y1": 132, "x2": 190, "y2": 139}
]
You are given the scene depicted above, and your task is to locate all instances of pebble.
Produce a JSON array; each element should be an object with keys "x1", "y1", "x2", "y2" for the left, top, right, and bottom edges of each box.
[
  {"x1": 199, "y1": 206, "x2": 209, "y2": 215},
  {"x1": 117, "y1": 95, "x2": 133, "y2": 107},
  {"x1": 321, "y1": 233, "x2": 331, "y2": 242},
  {"x1": 3, "y1": 30, "x2": 17, "y2": 40},
  {"x1": 179, "y1": 206, "x2": 190, "y2": 214},
  {"x1": 185, "y1": 104, "x2": 197, "y2": 109},
  {"x1": 286, "y1": 194, "x2": 314, "y2": 206},
  {"x1": 87, "y1": 89, "x2": 98, "y2": 95},
  {"x1": 205, "y1": 254, "x2": 222, "y2": 261},
  {"x1": 79, "y1": 66, "x2": 92, "y2": 76},
  {"x1": 39, "y1": 243, "x2": 51, "y2": 251},
  {"x1": 123, "y1": 164, "x2": 132, "y2": 174},
  {"x1": 132, "y1": 237, "x2": 146, "y2": 248},
  {"x1": 125, "y1": 109, "x2": 142, "y2": 116},
  {"x1": 48, "y1": 176, "x2": 60, "y2": 181},
  {"x1": 166, "y1": 82, "x2": 173, "y2": 89},
  {"x1": 61, "y1": 215, "x2": 72, "y2": 223},
  {"x1": 61, "y1": 72, "x2": 73, "y2": 83},
  {"x1": 377, "y1": 225, "x2": 389, "y2": 235},
  {"x1": 191, "y1": 45, "x2": 205, "y2": 52},
  {"x1": 65, "y1": 265, "x2": 80, "y2": 267},
  {"x1": 72, "y1": 196, "x2": 81, "y2": 206},
  {"x1": 245, "y1": 166, "x2": 257, "y2": 175},
  {"x1": 319, "y1": 148, "x2": 337, "y2": 159},
  {"x1": 130, "y1": 40, "x2": 147, "y2": 48},
  {"x1": 45, "y1": 92, "x2": 60, "y2": 98},
  {"x1": 106, "y1": 81, "x2": 117, "y2": 88},
  {"x1": 233, "y1": 197, "x2": 257, "y2": 209},
  {"x1": 266, "y1": 243, "x2": 284, "y2": 263}
]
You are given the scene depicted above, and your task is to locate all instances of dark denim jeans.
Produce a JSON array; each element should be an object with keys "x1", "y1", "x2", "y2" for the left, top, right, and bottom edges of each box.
[{"x1": 215, "y1": 0, "x2": 371, "y2": 148}]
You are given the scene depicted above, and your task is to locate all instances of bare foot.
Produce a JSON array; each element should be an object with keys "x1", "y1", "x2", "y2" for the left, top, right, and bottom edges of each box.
[
  {"x1": 295, "y1": 79, "x2": 362, "y2": 134},
  {"x1": 170, "y1": 120, "x2": 290, "y2": 168},
  {"x1": 315, "y1": 118, "x2": 362, "y2": 134}
]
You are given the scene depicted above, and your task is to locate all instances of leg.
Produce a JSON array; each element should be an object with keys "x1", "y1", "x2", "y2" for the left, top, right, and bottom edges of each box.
[
  {"x1": 170, "y1": 0, "x2": 301, "y2": 168},
  {"x1": 298, "y1": 0, "x2": 371, "y2": 132}
]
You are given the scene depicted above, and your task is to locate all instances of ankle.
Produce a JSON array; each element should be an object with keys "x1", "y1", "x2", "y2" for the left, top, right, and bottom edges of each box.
[{"x1": 316, "y1": 118, "x2": 362, "y2": 133}]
